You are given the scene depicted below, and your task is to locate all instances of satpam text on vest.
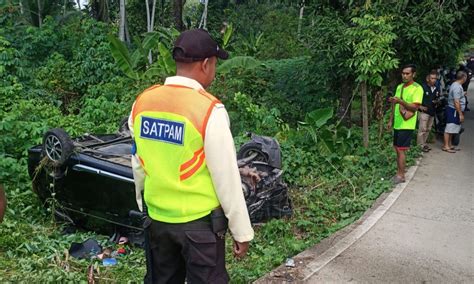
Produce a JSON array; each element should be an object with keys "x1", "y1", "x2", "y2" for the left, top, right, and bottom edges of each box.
[{"x1": 140, "y1": 117, "x2": 184, "y2": 145}]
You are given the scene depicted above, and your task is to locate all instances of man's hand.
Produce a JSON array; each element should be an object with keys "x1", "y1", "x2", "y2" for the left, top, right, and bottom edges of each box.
[
  {"x1": 388, "y1": 96, "x2": 401, "y2": 104},
  {"x1": 233, "y1": 240, "x2": 249, "y2": 259},
  {"x1": 460, "y1": 113, "x2": 464, "y2": 123},
  {"x1": 419, "y1": 106, "x2": 428, "y2": 112}
]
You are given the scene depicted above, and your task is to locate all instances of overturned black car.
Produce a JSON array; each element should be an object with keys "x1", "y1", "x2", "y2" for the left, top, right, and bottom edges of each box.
[{"x1": 27, "y1": 125, "x2": 292, "y2": 241}]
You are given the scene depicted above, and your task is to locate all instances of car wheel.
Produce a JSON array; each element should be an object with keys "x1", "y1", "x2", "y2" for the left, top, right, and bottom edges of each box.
[
  {"x1": 237, "y1": 142, "x2": 269, "y2": 163},
  {"x1": 42, "y1": 128, "x2": 74, "y2": 167}
]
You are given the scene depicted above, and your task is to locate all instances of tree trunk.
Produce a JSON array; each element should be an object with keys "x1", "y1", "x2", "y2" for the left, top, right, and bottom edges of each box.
[
  {"x1": 76, "y1": 0, "x2": 81, "y2": 10},
  {"x1": 361, "y1": 81, "x2": 369, "y2": 148},
  {"x1": 119, "y1": 0, "x2": 125, "y2": 41},
  {"x1": 337, "y1": 78, "x2": 353, "y2": 127},
  {"x1": 373, "y1": 88, "x2": 385, "y2": 142},
  {"x1": 119, "y1": 0, "x2": 129, "y2": 44},
  {"x1": 173, "y1": 0, "x2": 185, "y2": 31},
  {"x1": 125, "y1": 19, "x2": 131, "y2": 44},
  {"x1": 92, "y1": 0, "x2": 110, "y2": 22},
  {"x1": 37, "y1": 0, "x2": 42, "y2": 27},
  {"x1": 150, "y1": 0, "x2": 157, "y2": 30},
  {"x1": 145, "y1": 0, "x2": 152, "y2": 64},
  {"x1": 387, "y1": 69, "x2": 399, "y2": 96},
  {"x1": 199, "y1": 0, "x2": 209, "y2": 30},
  {"x1": 297, "y1": 0, "x2": 305, "y2": 36},
  {"x1": 160, "y1": 0, "x2": 165, "y2": 25}
]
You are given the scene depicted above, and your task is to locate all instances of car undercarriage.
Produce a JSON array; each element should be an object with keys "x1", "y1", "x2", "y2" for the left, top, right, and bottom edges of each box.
[{"x1": 28, "y1": 124, "x2": 292, "y2": 243}]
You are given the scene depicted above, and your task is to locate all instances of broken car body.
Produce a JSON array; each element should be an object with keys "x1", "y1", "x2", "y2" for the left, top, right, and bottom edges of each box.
[{"x1": 27, "y1": 125, "x2": 292, "y2": 241}]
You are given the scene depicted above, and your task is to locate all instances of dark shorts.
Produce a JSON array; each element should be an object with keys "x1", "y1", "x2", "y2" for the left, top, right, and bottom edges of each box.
[{"x1": 393, "y1": 129, "x2": 413, "y2": 150}]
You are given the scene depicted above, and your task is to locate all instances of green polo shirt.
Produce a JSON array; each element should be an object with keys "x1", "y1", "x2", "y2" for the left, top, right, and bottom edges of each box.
[{"x1": 393, "y1": 82, "x2": 423, "y2": 130}]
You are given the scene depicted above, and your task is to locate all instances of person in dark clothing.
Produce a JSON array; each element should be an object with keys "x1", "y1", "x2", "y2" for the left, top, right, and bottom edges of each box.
[
  {"x1": 467, "y1": 56, "x2": 474, "y2": 73},
  {"x1": 417, "y1": 72, "x2": 441, "y2": 152},
  {"x1": 446, "y1": 68, "x2": 457, "y2": 85},
  {"x1": 458, "y1": 64, "x2": 472, "y2": 93}
]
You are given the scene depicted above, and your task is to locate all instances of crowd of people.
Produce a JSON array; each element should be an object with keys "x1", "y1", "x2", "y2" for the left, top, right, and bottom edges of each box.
[{"x1": 388, "y1": 60, "x2": 472, "y2": 184}]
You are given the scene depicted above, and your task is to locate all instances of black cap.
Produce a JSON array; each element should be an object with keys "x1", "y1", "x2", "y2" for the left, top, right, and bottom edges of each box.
[{"x1": 173, "y1": 29, "x2": 229, "y2": 63}]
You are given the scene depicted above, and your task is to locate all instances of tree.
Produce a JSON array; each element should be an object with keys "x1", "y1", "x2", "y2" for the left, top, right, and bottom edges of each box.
[
  {"x1": 297, "y1": 0, "x2": 305, "y2": 36},
  {"x1": 346, "y1": 13, "x2": 399, "y2": 147},
  {"x1": 145, "y1": 0, "x2": 158, "y2": 63},
  {"x1": 198, "y1": 0, "x2": 208, "y2": 29},
  {"x1": 304, "y1": 8, "x2": 352, "y2": 125},
  {"x1": 37, "y1": 0, "x2": 42, "y2": 26},
  {"x1": 173, "y1": 0, "x2": 185, "y2": 30},
  {"x1": 89, "y1": 0, "x2": 109, "y2": 22},
  {"x1": 14, "y1": 0, "x2": 73, "y2": 26},
  {"x1": 119, "y1": 0, "x2": 130, "y2": 43}
]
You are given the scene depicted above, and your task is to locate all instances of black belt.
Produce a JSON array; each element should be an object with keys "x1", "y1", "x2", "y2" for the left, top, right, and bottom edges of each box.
[{"x1": 150, "y1": 207, "x2": 228, "y2": 234}]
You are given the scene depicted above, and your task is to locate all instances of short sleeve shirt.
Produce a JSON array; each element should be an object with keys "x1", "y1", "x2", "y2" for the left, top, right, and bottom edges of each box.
[
  {"x1": 393, "y1": 82, "x2": 423, "y2": 130},
  {"x1": 448, "y1": 82, "x2": 466, "y2": 111}
]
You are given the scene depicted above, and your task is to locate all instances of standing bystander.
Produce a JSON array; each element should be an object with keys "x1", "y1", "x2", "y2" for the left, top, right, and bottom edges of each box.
[
  {"x1": 417, "y1": 71, "x2": 440, "y2": 152},
  {"x1": 442, "y1": 70, "x2": 468, "y2": 152},
  {"x1": 387, "y1": 64, "x2": 423, "y2": 184}
]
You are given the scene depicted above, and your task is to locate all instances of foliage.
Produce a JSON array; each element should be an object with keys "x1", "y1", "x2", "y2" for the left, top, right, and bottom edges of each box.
[
  {"x1": 0, "y1": 0, "x2": 471, "y2": 281},
  {"x1": 390, "y1": 0, "x2": 473, "y2": 69},
  {"x1": 216, "y1": 56, "x2": 262, "y2": 74},
  {"x1": 261, "y1": 56, "x2": 336, "y2": 122},
  {"x1": 346, "y1": 13, "x2": 399, "y2": 86},
  {"x1": 227, "y1": 92, "x2": 287, "y2": 138},
  {"x1": 108, "y1": 28, "x2": 179, "y2": 80},
  {"x1": 216, "y1": 2, "x2": 309, "y2": 59}
]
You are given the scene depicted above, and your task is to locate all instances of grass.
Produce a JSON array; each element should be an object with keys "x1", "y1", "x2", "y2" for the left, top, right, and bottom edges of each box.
[{"x1": 0, "y1": 128, "x2": 421, "y2": 283}]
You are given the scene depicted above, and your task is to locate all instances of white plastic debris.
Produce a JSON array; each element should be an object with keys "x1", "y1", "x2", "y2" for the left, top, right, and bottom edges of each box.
[{"x1": 285, "y1": 258, "x2": 295, "y2": 268}]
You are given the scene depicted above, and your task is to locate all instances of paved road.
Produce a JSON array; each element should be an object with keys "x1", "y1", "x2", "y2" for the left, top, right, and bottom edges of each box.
[{"x1": 308, "y1": 81, "x2": 474, "y2": 282}]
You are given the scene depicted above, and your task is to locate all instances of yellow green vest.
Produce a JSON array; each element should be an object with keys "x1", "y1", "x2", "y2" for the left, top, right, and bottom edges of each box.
[
  {"x1": 131, "y1": 85, "x2": 220, "y2": 223},
  {"x1": 393, "y1": 82, "x2": 423, "y2": 130}
]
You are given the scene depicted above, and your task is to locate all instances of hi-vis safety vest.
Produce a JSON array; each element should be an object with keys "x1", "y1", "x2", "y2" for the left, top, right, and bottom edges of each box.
[{"x1": 131, "y1": 84, "x2": 221, "y2": 223}]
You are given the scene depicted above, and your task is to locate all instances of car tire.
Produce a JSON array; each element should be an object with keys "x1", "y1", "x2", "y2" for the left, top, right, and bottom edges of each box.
[
  {"x1": 42, "y1": 128, "x2": 74, "y2": 167},
  {"x1": 237, "y1": 142, "x2": 269, "y2": 163}
]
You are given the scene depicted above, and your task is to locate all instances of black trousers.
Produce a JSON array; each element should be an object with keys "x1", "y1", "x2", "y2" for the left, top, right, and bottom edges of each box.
[{"x1": 146, "y1": 216, "x2": 229, "y2": 284}]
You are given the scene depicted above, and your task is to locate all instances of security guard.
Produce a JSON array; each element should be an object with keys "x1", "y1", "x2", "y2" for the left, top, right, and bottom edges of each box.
[{"x1": 128, "y1": 29, "x2": 254, "y2": 283}]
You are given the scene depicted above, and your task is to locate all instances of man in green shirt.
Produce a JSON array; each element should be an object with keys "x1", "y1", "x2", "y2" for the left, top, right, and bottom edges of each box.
[{"x1": 387, "y1": 64, "x2": 423, "y2": 184}]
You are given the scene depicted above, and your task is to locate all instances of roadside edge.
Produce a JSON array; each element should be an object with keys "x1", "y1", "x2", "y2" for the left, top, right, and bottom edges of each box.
[{"x1": 254, "y1": 158, "x2": 422, "y2": 283}]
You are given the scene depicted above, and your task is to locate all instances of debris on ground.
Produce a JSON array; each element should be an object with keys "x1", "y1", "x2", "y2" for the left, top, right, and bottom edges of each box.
[
  {"x1": 102, "y1": 258, "x2": 117, "y2": 266},
  {"x1": 285, "y1": 258, "x2": 296, "y2": 268},
  {"x1": 69, "y1": 239, "x2": 102, "y2": 259},
  {"x1": 87, "y1": 264, "x2": 96, "y2": 284},
  {"x1": 118, "y1": 236, "x2": 128, "y2": 245}
]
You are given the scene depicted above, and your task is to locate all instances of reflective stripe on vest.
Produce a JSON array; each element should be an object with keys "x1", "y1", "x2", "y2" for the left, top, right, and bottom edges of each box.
[{"x1": 132, "y1": 85, "x2": 221, "y2": 223}]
